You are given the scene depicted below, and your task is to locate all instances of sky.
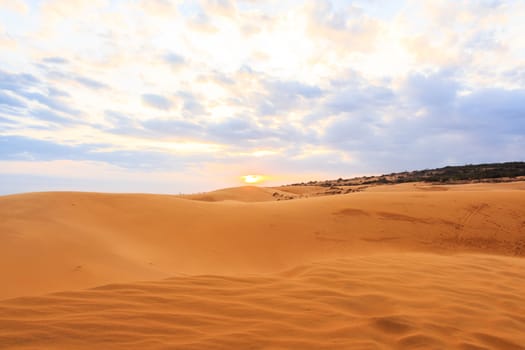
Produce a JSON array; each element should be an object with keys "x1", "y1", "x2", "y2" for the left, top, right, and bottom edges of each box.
[{"x1": 0, "y1": 0, "x2": 524, "y2": 194}]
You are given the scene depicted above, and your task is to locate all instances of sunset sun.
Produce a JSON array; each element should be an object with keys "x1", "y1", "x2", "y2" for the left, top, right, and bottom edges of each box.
[{"x1": 241, "y1": 175, "x2": 265, "y2": 184}]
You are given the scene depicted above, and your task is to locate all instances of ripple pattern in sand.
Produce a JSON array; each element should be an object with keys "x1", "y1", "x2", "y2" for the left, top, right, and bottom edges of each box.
[{"x1": 1, "y1": 253, "x2": 525, "y2": 350}]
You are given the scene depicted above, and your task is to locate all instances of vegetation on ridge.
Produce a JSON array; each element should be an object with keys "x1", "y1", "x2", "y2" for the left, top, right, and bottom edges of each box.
[{"x1": 290, "y1": 162, "x2": 525, "y2": 187}]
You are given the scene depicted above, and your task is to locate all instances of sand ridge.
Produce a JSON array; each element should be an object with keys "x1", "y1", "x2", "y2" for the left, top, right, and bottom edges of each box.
[
  {"x1": 180, "y1": 181, "x2": 525, "y2": 202},
  {"x1": 181, "y1": 186, "x2": 282, "y2": 202}
]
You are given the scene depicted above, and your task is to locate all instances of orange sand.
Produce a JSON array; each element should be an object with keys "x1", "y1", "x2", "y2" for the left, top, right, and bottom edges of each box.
[{"x1": 1, "y1": 182, "x2": 524, "y2": 349}]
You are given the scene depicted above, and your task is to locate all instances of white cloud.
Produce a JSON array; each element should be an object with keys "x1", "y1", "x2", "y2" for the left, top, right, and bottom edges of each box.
[
  {"x1": 0, "y1": 24, "x2": 17, "y2": 48},
  {"x1": 0, "y1": 0, "x2": 28, "y2": 14},
  {"x1": 0, "y1": 159, "x2": 224, "y2": 194},
  {"x1": 138, "y1": 0, "x2": 179, "y2": 17},
  {"x1": 200, "y1": 0, "x2": 237, "y2": 18}
]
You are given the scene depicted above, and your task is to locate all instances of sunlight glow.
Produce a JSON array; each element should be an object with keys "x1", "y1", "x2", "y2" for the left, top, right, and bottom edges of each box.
[{"x1": 241, "y1": 175, "x2": 265, "y2": 184}]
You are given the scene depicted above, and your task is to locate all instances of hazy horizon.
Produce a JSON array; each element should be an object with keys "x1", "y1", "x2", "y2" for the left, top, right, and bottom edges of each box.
[{"x1": 1, "y1": 0, "x2": 524, "y2": 194}]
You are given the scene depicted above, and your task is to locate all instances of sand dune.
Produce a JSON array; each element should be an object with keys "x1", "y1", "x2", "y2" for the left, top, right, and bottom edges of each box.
[
  {"x1": 180, "y1": 184, "x2": 331, "y2": 202},
  {"x1": 181, "y1": 186, "x2": 281, "y2": 202},
  {"x1": 2, "y1": 253, "x2": 525, "y2": 349},
  {"x1": 181, "y1": 182, "x2": 525, "y2": 202},
  {"x1": 1, "y1": 182, "x2": 525, "y2": 348}
]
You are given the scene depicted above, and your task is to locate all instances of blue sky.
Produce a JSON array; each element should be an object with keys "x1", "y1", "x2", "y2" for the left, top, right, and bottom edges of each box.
[{"x1": 1, "y1": 0, "x2": 524, "y2": 194}]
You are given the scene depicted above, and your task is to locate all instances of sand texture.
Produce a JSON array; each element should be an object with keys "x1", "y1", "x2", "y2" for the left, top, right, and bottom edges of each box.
[{"x1": 1, "y1": 182, "x2": 525, "y2": 349}]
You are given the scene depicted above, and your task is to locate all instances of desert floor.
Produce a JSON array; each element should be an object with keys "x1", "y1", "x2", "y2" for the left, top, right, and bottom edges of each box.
[{"x1": 1, "y1": 182, "x2": 524, "y2": 349}]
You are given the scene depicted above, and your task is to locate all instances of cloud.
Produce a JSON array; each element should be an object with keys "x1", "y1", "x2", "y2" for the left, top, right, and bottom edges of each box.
[
  {"x1": 0, "y1": 159, "x2": 219, "y2": 195},
  {"x1": 402, "y1": 35, "x2": 461, "y2": 66},
  {"x1": 323, "y1": 113, "x2": 377, "y2": 148},
  {"x1": 319, "y1": 67, "x2": 525, "y2": 174},
  {"x1": 163, "y1": 52, "x2": 186, "y2": 66},
  {"x1": 39, "y1": 65, "x2": 110, "y2": 91},
  {"x1": 503, "y1": 66, "x2": 525, "y2": 86},
  {"x1": 41, "y1": 0, "x2": 108, "y2": 21},
  {"x1": 305, "y1": 1, "x2": 380, "y2": 54},
  {"x1": 327, "y1": 84, "x2": 394, "y2": 114},
  {"x1": 0, "y1": 0, "x2": 28, "y2": 13},
  {"x1": 268, "y1": 80, "x2": 323, "y2": 99},
  {"x1": 177, "y1": 91, "x2": 206, "y2": 116},
  {"x1": 187, "y1": 11, "x2": 218, "y2": 33},
  {"x1": 201, "y1": 0, "x2": 237, "y2": 18},
  {"x1": 0, "y1": 24, "x2": 16, "y2": 48},
  {"x1": 457, "y1": 88, "x2": 525, "y2": 134},
  {"x1": 465, "y1": 29, "x2": 505, "y2": 52},
  {"x1": 48, "y1": 87, "x2": 70, "y2": 98},
  {"x1": 0, "y1": 135, "x2": 217, "y2": 173},
  {"x1": 32, "y1": 109, "x2": 75, "y2": 125},
  {"x1": 401, "y1": 71, "x2": 459, "y2": 109},
  {"x1": 0, "y1": 116, "x2": 17, "y2": 126},
  {"x1": 0, "y1": 70, "x2": 39, "y2": 91},
  {"x1": 0, "y1": 135, "x2": 91, "y2": 161},
  {"x1": 0, "y1": 70, "x2": 99, "y2": 125},
  {"x1": 207, "y1": 117, "x2": 270, "y2": 142},
  {"x1": 142, "y1": 118, "x2": 203, "y2": 138},
  {"x1": 256, "y1": 79, "x2": 324, "y2": 116},
  {"x1": 103, "y1": 110, "x2": 141, "y2": 135},
  {"x1": 42, "y1": 57, "x2": 69, "y2": 64},
  {"x1": 20, "y1": 91, "x2": 82, "y2": 116},
  {"x1": 0, "y1": 70, "x2": 88, "y2": 132},
  {"x1": 0, "y1": 91, "x2": 27, "y2": 108},
  {"x1": 73, "y1": 76, "x2": 109, "y2": 90},
  {"x1": 141, "y1": 94, "x2": 173, "y2": 110},
  {"x1": 138, "y1": 0, "x2": 179, "y2": 17},
  {"x1": 0, "y1": 70, "x2": 79, "y2": 117}
]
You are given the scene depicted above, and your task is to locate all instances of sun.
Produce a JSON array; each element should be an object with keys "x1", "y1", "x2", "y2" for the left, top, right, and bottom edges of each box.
[{"x1": 241, "y1": 175, "x2": 265, "y2": 184}]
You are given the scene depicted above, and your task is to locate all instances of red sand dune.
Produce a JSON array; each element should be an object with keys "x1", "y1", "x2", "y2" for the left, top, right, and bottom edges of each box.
[{"x1": 1, "y1": 182, "x2": 524, "y2": 349}]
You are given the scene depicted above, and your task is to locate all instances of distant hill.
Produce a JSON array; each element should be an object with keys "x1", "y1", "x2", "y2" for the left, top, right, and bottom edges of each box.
[{"x1": 290, "y1": 162, "x2": 525, "y2": 187}]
